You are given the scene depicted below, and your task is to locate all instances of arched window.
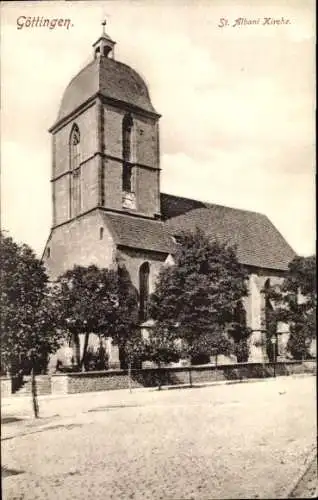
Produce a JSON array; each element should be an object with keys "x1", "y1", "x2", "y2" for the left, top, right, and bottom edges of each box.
[
  {"x1": 69, "y1": 125, "x2": 81, "y2": 217},
  {"x1": 70, "y1": 125, "x2": 80, "y2": 170},
  {"x1": 139, "y1": 262, "x2": 150, "y2": 321},
  {"x1": 103, "y1": 46, "x2": 111, "y2": 58},
  {"x1": 122, "y1": 113, "x2": 133, "y2": 193}
]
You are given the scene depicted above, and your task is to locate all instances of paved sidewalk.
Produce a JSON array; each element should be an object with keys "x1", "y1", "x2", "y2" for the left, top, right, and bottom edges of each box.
[
  {"x1": 2, "y1": 375, "x2": 316, "y2": 499},
  {"x1": 1, "y1": 374, "x2": 316, "y2": 440},
  {"x1": 1, "y1": 373, "x2": 313, "y2": 423},
  {"x1": 288, "y1": 447, "x2": 317, "y2": 498}
]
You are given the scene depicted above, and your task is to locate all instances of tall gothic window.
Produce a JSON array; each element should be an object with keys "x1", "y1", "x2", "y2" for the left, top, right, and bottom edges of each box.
[
  {"x1": 70, "y1": 125, "x2": 80, "y2": 169},
  {"x1": 264, "y1": 279, "x2": 273, "y2": 331},
  {"x1": 70, "y1": 125, "x2": 81, "y2": 217},
  {"x1": 122, "y1": 113, "x2": 133, "y2": 192},
  {"x1": 139, "y1": 262, "x2": 150, "y2": 321}
]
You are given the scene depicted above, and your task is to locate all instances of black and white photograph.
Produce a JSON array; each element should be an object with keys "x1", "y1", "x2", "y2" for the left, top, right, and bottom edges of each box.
[{"x1": 1, "y1": 1, "x2": 316, "y2": 498}]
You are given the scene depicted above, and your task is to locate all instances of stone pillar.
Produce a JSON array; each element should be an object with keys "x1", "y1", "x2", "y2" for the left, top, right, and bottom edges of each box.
[
  {"x1": 309, "y1": 338, "x2": 316, "y2": 358},
  {"x1": 106, "y1": 337, "x2": 120, "y2": 369},
  {"x1": 247, "y1": 274, "x2": 268, "y2": 362},
  {"x1": 47, "y1": 352, "x2": 58, "y2": 374},
  {"x1": 1, "y1": 377, "x2": 12, "y2": 397},
  {"x1": 140, "y1": 318, "x2": 155, "y2": 341},
  {"x1": 277, "y1": 322, "x2": 290, "y2": 359},
  {"x1": 51, "y1": 375, "x2": 69, "y2": 395}
]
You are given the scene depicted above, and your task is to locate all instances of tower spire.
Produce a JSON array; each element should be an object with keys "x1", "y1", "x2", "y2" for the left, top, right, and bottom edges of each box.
[{"x1": 93, "y1": 18, "x2": 116, "y2": 60}]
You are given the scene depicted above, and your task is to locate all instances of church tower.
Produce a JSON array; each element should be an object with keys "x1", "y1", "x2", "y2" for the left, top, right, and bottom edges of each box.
[
  {"x1": 43, "y1": 24, "x2": 169, "y2": 281},
  {"x1": 49, "y1": 23, "x2": 161, "y2": 229}
]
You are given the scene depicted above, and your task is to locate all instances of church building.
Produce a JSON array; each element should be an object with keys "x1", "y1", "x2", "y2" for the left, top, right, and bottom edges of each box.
[{"x1": 43, "y1": 26, "x2": 296, "y2": 367}]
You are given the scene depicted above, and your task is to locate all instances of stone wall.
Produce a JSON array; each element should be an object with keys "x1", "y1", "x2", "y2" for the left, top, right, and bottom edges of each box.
[
  {"x1": 43, "y1": 210, "x2": 116, "y2": 280},
  {"x1": 53, "y1": 105, "x2": 98, "y2": 226},
  {"x1": 49, "y1": 361, "x2": 316, "y2": 395},
  {"x1": 117, "y1": 247, "x2": 167, "y2": 294},
  {"x1": 103, "y1": 104, "x2": 160, "y2": 218},
  {"x1": 54, "y1": 104, "x2": 97, "y2": 178},
  {"x1": 103, "y1": 104, "x2": 159, "y2": 170},
  {"x1": 246, "y1": 269, "x2": 287, "y2": 362}
]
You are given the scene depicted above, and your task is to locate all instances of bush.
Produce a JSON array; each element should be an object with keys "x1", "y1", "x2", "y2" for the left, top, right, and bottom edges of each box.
[
  {"x1": 233, "y1": 338, "x2": 249, "y2": 363},
  {"x1": 84, "y1": 345, "x2": 109, "y2": 371}
]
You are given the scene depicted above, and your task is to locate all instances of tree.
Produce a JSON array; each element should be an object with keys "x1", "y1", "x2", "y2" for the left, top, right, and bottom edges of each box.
[
  {"x1": 284, "y1": 256, "x2": 316, "y2": 359},
  {"x1": 143, "y1": 326, "x2": 181, "y2": 366},
  {"x1": 228, "y1": 301, "x2": 251, "y2": 363},
  {"x1": 0, "y1": 231, "x2": 63, "y2": 417},
  {"x1": 54, "y1": 264, "x2": 138, "y2": 370},
  {"x1": 115, "y1": 265, "x2": 140, "y2": 367},
  {"x1": 149, "y1": 228, "x2": 249, "y2": 363},
  {"x1": 266, "y1": 255, "x2": 316, "y2": 360},
  {"x1": 123, "y1": 331, "x2": 146, "y2": 392},
  {"x1": 142, "y1": 325, "x2": 181, "y2": 389}
]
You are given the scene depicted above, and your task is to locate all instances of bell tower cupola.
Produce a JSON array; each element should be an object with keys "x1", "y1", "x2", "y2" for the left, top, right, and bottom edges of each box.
[{"x1": 93, "y1": 20, "x2": 116, "y2": 59}]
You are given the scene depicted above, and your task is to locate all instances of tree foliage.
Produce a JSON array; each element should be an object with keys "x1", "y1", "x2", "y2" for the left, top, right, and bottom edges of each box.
[
  {"x1": 266, "y1": 255, "x2": 316, "y2": 359},
  {"x1": 0, "y1": 231, "x2": 62, "y2": 376},
  {"x1": 284, "y1": 256, "x2": 316, "y2": 359},
  {"x1": 143, "y1": 325, "x2": 181, "y2": 366},
  {"x1": 54, "y1": 264, "x2": 138, "y2": 368},
  {"x1": 149, "y1": 228, "x2": 249, "y2": 361}
]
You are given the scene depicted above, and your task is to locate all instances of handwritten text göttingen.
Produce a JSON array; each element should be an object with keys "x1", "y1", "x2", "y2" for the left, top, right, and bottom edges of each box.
[{"x1": 218, "y1": 17, "x2": 291, "y2": 28}]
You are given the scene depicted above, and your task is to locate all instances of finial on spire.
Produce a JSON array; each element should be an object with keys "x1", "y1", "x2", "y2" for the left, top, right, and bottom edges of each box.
[
  {"x1": 93, "y1": 16, "x2": 116, "y2": 60},
  {"x1": 101, "y1": 18, "x2": 107, "y2": 35}
]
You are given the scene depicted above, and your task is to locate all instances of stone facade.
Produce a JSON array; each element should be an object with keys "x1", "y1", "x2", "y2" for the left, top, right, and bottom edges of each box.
[
  {"x1": 53, "y1": 104, "x2": 99, "y2": 226},
  {"x1": 50, "y1": 98, "x2": 160, "y2": 228},
  {"x1": 44, "y1": 210, "x2": 116, "y2": 280},
  {"x1": 244, "y1": 269, "x2": 287, "y2": 362}
]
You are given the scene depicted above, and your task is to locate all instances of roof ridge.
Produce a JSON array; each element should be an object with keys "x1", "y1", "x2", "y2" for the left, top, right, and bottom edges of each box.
[
  {"x1": 103, "y1": 210, "x2": 165, "y2": 224},
  {"x1": 161, "y1": 192, "x2": 267, "y2": 218}
]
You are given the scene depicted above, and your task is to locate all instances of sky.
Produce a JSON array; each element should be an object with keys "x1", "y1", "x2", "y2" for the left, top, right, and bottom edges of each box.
[{"x1": 1, "y1": 0, "x2": 315, "y2": 257}]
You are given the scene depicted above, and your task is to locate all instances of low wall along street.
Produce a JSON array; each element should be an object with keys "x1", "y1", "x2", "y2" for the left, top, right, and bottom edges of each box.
[
  {"x1": 49, "y1": 360, "x2": 315, "y2": 395},
  {"x1": 2, "y1": 361, "x2": 315, "y2": 397}
]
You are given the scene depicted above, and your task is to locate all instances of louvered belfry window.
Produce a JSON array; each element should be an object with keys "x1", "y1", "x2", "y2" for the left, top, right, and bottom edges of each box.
[
  {"x1": 122, "y1": 113, "x2": 133, "y2": 192},
  {"x1": 70, "y1": 124, "x2": 81, "y2": 217}
]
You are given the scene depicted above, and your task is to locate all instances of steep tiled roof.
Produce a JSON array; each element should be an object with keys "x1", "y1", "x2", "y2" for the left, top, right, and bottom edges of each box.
[
  {"x1": 101, "y1": 212, "x2": 175, "y2": 254},
  {"x1": 161, "y1": 193, "x2": 296, "y2": 271},
  {"x1": 56, "y1": 56, "x2": 157, "y2": 123},
  {"x1": 99, "y1": 193, "x2": 296, "y2": 271}
]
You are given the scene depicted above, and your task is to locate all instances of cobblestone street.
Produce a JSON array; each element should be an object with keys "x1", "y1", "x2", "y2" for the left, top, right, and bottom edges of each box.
[{"x1": 2, "y1": 376, "x2": 316, "y2": 499}]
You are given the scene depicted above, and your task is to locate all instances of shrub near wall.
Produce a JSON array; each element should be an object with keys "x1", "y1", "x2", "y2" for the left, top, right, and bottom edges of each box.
[{"x1": 50, "y1": 361, "x2": 316, "y2": 395}]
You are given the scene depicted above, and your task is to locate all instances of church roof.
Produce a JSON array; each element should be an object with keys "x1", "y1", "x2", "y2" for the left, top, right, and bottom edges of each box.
[
  {"x1": 56, "y1": 56, "x2": 157, "y2": 124},
  {"x1": 161, "y1": 193, "x2": 296, "y2": 271},
  {"x1": 100, "y1": 193, "x2": 296, "y2": 271},
  {"x1": 101, "y1": 212, "x2": 175, "y2": 254}
]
